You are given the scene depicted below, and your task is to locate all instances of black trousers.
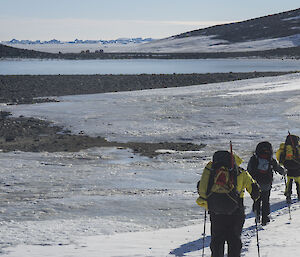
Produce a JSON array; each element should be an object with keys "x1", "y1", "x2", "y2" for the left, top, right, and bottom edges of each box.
[
  {"x1": 253, "y1": 190, "x2": 270, "y2": 222},
  {"x1": 285, "y1": 177, "x2": 300, "y2": 199},
  {"x1": 210, "y1": 212, "x2": 245, "y2": 257}
]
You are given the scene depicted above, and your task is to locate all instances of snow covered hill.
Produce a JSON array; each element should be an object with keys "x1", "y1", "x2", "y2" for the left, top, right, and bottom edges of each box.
[{"x1": 131, "y1": 8, "x2": 300, "y2": 53}]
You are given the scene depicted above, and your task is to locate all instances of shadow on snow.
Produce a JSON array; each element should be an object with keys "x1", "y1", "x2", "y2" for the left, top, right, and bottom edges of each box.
[
  {"x1": 169, "y1": 235, "x2": 211, "y2": 257},
  {"x1": 170, "y1": 199, "x2": 292, "y2": 256}
]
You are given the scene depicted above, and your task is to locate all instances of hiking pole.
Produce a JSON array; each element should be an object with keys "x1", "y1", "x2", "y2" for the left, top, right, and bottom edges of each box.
[
  {"x1": 254, "y1": 209, "x2": 261, "y2": 257},
  {"x1": 230, "y1": 141, "x2": 238, "y2": 190},
  {"x1": 202, "y1": 210, "x2": 207, "y2": 257},
  {"x1": 283, "y1": 174, "x2": 292, "y2": 220},
  {"x1": 230, "y1": 141, "x2": 234, "y2": 168},
  {"x1": 288, "y1": 130, "x2": 296, "y2": 153}
]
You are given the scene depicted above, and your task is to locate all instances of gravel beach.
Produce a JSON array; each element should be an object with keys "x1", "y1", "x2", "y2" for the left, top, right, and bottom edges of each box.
[{"x1": 0, "y1": 72, "x2": 293, "y2": 104}]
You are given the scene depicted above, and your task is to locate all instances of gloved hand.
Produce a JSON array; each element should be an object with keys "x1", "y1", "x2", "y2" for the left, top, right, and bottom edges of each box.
[
  {"x1": 250, "y1": 182, "x2": 261, "y2": 201},
  {"x1": 252, "y1": 200, "x2": 261, "y2": 223},
  {"x1": 252, "y1": 197, "x2": 261, "y2": 213}
]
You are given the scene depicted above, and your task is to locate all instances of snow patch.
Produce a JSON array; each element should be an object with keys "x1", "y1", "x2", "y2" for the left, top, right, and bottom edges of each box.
[{"x1": 282, "y1": 15, "x2": 300, "y2": 21}]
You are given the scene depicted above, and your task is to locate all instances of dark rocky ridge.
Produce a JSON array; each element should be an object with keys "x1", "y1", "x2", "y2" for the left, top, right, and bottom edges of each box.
[
  {"x1": 175, "y1": 8, "x2": 300, "y2": 43},
  {"x1": 0, "y1": 72, "x2": 295, "y2": 104},
  {"x1": 0, "y1": 44, "x2": 57, "y2": 58}
]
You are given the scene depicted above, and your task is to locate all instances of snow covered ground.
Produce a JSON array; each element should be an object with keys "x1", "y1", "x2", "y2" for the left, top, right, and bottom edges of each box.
[
  {"x1": 1, "y1": 73, "x2": 300, "y2": 256},
  {"x1": 3, "y1": 184, "x2": 300, "y2": 257}
]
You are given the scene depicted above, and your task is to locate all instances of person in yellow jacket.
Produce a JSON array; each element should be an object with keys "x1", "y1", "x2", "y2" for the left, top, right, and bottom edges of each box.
[
  {"x1": 276, "y1": 134, "x2": 300, "y2": 203},
  {"x1": 197, "y1": 150, "x2": 260, "y2": 257}
]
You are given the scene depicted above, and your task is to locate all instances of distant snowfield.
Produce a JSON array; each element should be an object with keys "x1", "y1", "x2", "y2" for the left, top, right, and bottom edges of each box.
[
  {"x1": 1, "y1": 73, "x2": 300, "y2": 256},
  {"x1": 5, "y1": 33, "x2": 300, "y2": 53}
]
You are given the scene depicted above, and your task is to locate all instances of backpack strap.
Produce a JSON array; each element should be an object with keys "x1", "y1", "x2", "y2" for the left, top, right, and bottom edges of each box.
[
  {"x1": 232, "y1": 165, "x2": 241, "y2": 194},
  {"x1": 280, "y1": 144, "x2": 287, "y2": 164},
  {"x1": 206, "y1": 167, "x2": 215, "y2": 196},
  {"x1": 233, "y1": 166, "x2": 238, "y2": 189}
]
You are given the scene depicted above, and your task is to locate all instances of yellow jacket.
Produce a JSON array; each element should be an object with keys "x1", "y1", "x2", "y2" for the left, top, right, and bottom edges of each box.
[{"x1": 196, "y1": 161, "x2": 259, "y2": 210}]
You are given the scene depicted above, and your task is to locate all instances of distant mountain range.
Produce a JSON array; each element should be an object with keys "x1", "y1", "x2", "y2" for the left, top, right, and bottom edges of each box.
[{"x1": 1, "y1": 38, "x2": 153, "y2": 45}]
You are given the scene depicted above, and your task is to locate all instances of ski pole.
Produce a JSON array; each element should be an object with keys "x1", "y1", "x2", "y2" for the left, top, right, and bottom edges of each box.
[
  {"x1": 230, "y1": 140, "x2": 234, "y2": 168},
  {"x1": 230, "y1": 141, "x2": 238, "y2": 189},
  {"x1": 202, "y1": 210, "x2": 207, "y2": 257},
  {"x1": 254, "y1": 209, "x2": 261, "y2": 257},
  {"x1": 288, "y1": 131, "x2": 293, "y2": 143},
  {"x1": 283, "y1": 174, "x2": 292, "y2": 220}
]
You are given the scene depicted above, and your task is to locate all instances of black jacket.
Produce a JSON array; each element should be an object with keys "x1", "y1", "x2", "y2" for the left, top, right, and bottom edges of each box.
[{"x1": 247, "y1": 154, "x2": 284, "y2": 187}]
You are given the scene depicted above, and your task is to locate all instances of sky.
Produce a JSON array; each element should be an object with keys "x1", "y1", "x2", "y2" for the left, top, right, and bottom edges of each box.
[{"x1": 0, "y1": 0, "x2": 299, "y2": 41}]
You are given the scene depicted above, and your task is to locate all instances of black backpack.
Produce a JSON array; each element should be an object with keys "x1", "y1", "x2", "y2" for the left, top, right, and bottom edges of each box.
[{"x1": 206, "y1": 151, "x2": 240, "y2": 215}]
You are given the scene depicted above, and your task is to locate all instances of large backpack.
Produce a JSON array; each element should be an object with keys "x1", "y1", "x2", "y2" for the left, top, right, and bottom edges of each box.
[
  {"x1": 277, "y1": 135, "x2": 300, "y2": 164},
  {"x1": 206, "y1": 151, "x2": 240, "y2": 215}
]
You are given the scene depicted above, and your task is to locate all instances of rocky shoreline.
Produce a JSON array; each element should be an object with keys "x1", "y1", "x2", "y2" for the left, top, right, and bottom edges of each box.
[
  {"x1": 0, "y1": 72, "x2": 295, "y2": 104},
  {"x1": 0, "y1": 111, "x2": 205, "y2": 157},
  {"x1": 0, "y1": 72, "x2": 296, "y2": 156}
]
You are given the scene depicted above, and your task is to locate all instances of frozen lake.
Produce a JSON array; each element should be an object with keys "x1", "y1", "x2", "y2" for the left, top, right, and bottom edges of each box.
[
  {"x1": 1, "y1": 73, "x2": 300, "y2": 256},
  {"x1": 1, "y1": 58, "x2": 300, "y2": 75}
]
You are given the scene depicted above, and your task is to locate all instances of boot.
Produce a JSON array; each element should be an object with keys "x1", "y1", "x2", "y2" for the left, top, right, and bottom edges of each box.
[{"x1": 262, "y1": 216, "x2": 270, "y2": 226}]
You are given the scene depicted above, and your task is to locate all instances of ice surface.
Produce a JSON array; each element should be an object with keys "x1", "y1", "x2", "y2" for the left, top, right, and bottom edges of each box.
[
  {"x1": 0, "y1": 148, "x2": 205, "y2": 255},
  {"x1": 1, "y1": 73, "x2": 300, "y2": 256},
  {"x1": 2, "y1": 58, "x2": 300, "y2": 75}
]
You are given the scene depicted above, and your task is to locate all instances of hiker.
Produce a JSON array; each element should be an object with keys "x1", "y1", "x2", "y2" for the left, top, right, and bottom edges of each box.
[
  {"x1": 197, "y1": 150, "x2": 260, "y2": 257},
  {"x1": 276, "y1": 134, "x2": 300, "y2": 203},
  {"x1": 247, "y1": 141, "x2": 285, "y2": 226}
]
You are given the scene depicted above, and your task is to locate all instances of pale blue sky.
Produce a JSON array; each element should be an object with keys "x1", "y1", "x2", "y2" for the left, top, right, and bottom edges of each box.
[{"x1": 1, "y1": 0, "x2": 299, "y2": 40}]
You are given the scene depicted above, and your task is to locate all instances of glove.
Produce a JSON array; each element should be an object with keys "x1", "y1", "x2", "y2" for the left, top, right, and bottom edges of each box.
[
  {"x1": 250, "y1": 182, "x2": 261, "y2": 201},
  {"x1": 252, "y1": 199, "x2": 260, "y2": 215},
  {"x1": 196, "y1": 197, "x2": 208, "y2": 210}
]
